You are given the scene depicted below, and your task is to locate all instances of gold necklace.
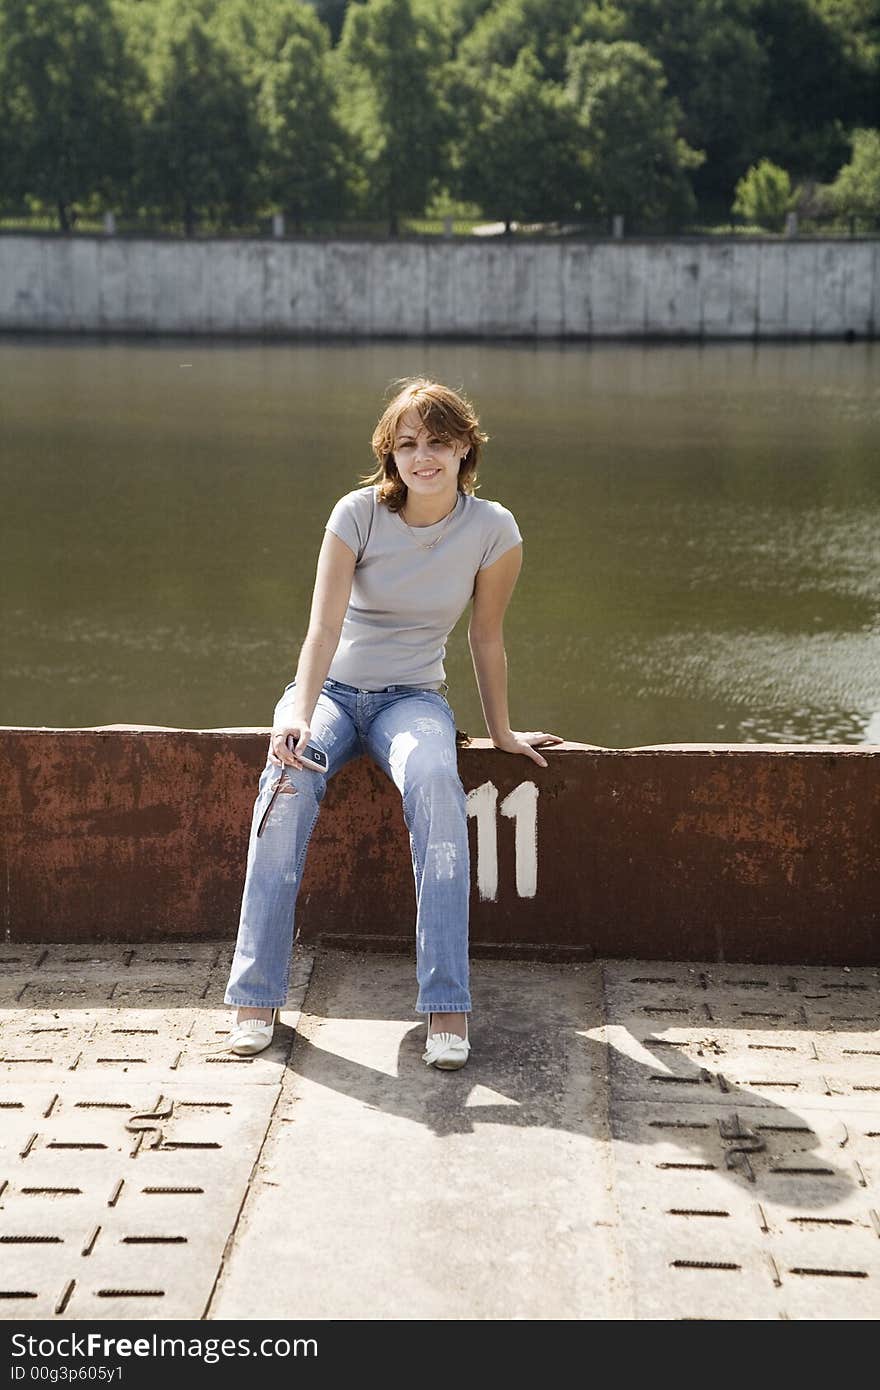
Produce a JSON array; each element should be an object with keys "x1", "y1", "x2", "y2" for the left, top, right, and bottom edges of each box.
[{"x1": 398, "y1": 493, "x2": 460, "y2": 551}]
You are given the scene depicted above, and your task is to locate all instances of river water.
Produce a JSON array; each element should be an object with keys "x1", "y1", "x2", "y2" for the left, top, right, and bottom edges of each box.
[{"x1": 2, "y1": 336, "x2": 878, "y2": 747}]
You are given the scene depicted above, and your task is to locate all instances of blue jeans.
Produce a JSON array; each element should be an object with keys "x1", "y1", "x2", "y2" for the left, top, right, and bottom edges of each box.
[{"x1": 224, "y1": 677, "x2": 472, "y2": 1015}]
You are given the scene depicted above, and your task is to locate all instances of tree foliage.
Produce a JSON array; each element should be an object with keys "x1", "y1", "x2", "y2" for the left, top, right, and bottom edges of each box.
[
  {"x1": 829, "y1": 128, "x2": 880, "y2": 224},
  {"x1": 333, "y1": 0, "x2": 450, "y2": 233},
  {"x1": 457, "y1": 0, "x2": 587, "y2": 79},
  {"x1": 582, "y1": 0, "x2": 770, "y2": 207},
  {"x1": 133, "y1": 0, "x2": 258, "y2": 234},
  {"x1": 566, "y1": 40, "x2": 704, "y2": 226},
  {"x1": 731, "y1": 158, "x2": 792, "y2": 229},
  {"x1": 752, "y1": 0, "x2": 869, "y2": 180},
  {"x1": 0, "y1": 0, "x2": 878, "y2": 233},
  {"x1": 258, "y1": 30, "x2": 356, "y2": 229},
  {"x1": 212, "y1": 0, "x2": 356, "y2": 229},
  {"x1": 307, "y1": 0, "x2": 350, "y2": 44},
  {"x1": 454, "y1": 47, "x2": 583, "y2": 230},
  {"x1": 0, "y1": 0, "x2": 135, "y2": 229}
]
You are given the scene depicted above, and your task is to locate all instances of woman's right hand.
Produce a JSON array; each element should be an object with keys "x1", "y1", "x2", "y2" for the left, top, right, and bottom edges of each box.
[{"x1": 268, "y1": 721, "x2": 312, "y2": 769}]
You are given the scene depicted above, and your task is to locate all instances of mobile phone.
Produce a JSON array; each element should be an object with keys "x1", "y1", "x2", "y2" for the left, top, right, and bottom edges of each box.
[{"x1": 286, "y1": 738, "x2": 327, "y2": 773}]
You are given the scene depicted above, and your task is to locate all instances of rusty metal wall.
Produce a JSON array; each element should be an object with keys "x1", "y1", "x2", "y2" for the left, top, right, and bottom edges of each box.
[{"x1": 1, "y1": 730, "x2": 877, "y2": 963}]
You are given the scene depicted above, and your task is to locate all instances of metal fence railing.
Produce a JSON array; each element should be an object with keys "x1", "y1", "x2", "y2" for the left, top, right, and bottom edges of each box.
[{"x1": 1, "y1": 213, "x2": 877, "y2": 240}]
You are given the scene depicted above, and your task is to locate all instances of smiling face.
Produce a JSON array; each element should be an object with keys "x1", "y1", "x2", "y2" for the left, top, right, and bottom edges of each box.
[
  {"x1": 369, "y1": 379, "x2": 487, "y2": 515},
  {"x1": 391, "y1": 407, "x2": 469, "y2": 499}
]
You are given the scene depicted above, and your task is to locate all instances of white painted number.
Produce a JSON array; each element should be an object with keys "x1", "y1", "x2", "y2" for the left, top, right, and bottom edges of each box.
[{"x1": 466, "y1": 781, "x2": 538, "y2": 901}]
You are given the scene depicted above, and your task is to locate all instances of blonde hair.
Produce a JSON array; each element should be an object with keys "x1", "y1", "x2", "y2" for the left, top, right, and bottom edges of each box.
[{"x1": 359, "y1": 377, "x2": 489, "y2": 513}]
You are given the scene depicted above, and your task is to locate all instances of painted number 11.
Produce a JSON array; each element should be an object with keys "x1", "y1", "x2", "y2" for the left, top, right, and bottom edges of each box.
[{"x1": 466, "y1": 780, "x2": 538, "y2": 901}]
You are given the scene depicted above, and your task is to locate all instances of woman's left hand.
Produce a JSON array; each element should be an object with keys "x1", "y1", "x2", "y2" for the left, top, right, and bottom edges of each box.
[{"x1": 492, "y1": 730, "x2": 565, "y2": 769}]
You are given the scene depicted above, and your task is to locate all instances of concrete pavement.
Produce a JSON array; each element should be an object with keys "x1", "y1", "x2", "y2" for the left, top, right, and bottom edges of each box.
[
  {"x1": 211, "y1": 951, "x2": 626, "y2": 1320},
  {"x1": 1, "y1": 944, "x2": 878, "y2": 1320}
]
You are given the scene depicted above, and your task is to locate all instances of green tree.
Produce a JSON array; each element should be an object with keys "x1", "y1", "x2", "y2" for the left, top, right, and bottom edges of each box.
[
  {"x1": 0, "y1": 0, "x2": 135, "y2": 230},
  {"x1": 418, "y1": 0, "x2": 497, "y2": 46},
  {"x1": 454, "y1": 46, "x2": 584, "y2": 231},
  {"x1": 577, "y1": 1, "x2": 769, "y2": 210},
  {"x1": 211, "y1": 0, "x2": 331, "y2": 83},
  {"x1": 812, "y1": 0, "x2": 880, "y2": 126},
  {"x1": 731, "y1": 157, "x2": 792, "y2": 229},
  {"x1": 211, "y1": 0, "x2": 356, "y2": 229},
  {"x1": 457, "y1": 0, "x2": 587, "y2": 79},
  {"x1": 752, "y1": 0, "x2": 870, "y2": 181},
  {"x1": 306, "y1": 0, "x2": 350, "y2": 44},
  {"x1": 829, "y1": 128, "x2": 880, "y2": 226},
  {"x1": 565, "y1": 40, "x2": 704, "y2": 228},
  {"x1": 333, "y1": 0, "x2": 450, "y2": 234},
  {"x1": 135, "y1": 0, "x2": 258, "y2": 235},
  {"x1": 257, "y1": 31, "x2": 357, "y2": 229}
]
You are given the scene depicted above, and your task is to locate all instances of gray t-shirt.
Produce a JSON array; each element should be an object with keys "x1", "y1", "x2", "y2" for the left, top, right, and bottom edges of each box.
[{"x1": 323, "y1": 484, "x2": 523, "y2": 690}]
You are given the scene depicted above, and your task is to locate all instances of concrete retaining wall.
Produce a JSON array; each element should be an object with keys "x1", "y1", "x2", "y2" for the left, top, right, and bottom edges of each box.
[
  {"x1": 1, "y1": 235, "x2": 878, "y2": 338},
  {"x1": 2, "y1": 728, "x2": 877, "y2": 963}
]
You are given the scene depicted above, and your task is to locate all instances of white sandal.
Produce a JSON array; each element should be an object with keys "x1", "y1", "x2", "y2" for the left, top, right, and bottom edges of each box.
[
  {"x1": 223, "y1": 1008, "x2": 278, "y2": 1057},
  {"x1": 422, "y1": 1012, "x2": 470, "y2": 1070}
]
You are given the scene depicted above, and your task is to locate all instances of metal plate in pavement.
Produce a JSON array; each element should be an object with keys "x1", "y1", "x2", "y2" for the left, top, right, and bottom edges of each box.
[
  {"x1": 0, "y1": 1081, "x2": 279, "y2": 1319},
  {"x1": 0, "y1": 943, "x2": 314, "y2": 1319},
  {"x1": 609, "y1": 1100, "x2": 880, "y2": 1319},
  {"x1": 604, "y1": 961, "x2": 880, "y2": 1106},
  {"x1": 0, "y1": 943, "x2": 233, "y2": 1008},
  {"x1": 604, "y1": 962, "x2": 880, "y2": 1320},
  {"x1": 0, "y1": 946, "x2": 313, "y2": 1081}
]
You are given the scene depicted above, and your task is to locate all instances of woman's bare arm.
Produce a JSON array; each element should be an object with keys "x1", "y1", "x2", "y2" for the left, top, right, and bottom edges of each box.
[
  {"x1": 468, "y1": 543, "x2": 564, "y2": 767},
  {"x1": 274, "y1": 530, "x2": 356, "y2": 733},
  {"x1": 468, "y1": 544, "x2": 523, "y2": 741}
]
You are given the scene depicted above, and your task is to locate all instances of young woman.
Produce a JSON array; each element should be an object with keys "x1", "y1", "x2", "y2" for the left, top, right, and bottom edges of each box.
[{"x1": 222, "y1": 377, "x2": 562, "y2": 1069}]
